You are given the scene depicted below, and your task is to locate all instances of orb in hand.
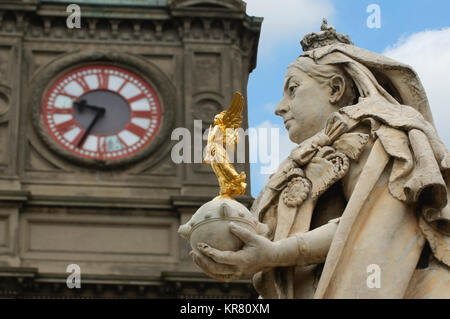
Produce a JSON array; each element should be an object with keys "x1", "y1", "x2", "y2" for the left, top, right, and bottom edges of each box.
[{"x1": 178, "y1": 198, "x2": 269, "y2": 252}]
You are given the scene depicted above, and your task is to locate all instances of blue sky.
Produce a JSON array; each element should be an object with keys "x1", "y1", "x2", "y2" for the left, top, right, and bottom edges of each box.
[{"x1": 245, "y1": 0, "x2": 450, "y2": 197}]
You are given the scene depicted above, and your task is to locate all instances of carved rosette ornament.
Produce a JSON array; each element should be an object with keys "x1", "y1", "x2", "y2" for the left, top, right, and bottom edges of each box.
[
  {"x1": 281, "y1": 177, "x2": 311, "y2": 207},
  {"x1": 280, "y1": 145, "x2": 351, "y2": 208}
]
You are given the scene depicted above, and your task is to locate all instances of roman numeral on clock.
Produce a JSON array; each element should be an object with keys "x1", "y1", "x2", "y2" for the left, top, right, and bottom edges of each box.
[
  {"x1": 97, "y1": 72, "x2": 110, "y2": 90},
  {"x1": 126, "y1": 123, "x2": 147, "y2": 137},
  {"x1": 55, "y1": 119, "x2": 77, "y2": 134}
]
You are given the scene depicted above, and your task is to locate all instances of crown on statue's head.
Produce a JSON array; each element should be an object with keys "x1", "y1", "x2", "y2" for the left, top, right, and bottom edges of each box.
[{"x1": 301, "y1": 19, "x2": 353, "y2": 52}]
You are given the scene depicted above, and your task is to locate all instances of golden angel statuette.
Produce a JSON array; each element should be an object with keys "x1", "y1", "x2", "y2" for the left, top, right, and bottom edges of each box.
[
  {"x1": 178, "y1": 92, "x2": 268, "y2": 253},
  {"x1": 204, "y1": 92, "x2": 247, "y2": 200}
]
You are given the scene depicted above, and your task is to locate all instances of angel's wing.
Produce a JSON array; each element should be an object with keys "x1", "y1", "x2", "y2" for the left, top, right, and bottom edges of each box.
[{"x1": 222, "y1": 92, "x2": 244, "y2": 129}]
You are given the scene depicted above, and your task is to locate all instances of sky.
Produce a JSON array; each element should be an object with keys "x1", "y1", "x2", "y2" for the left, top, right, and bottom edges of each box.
[{"x1": 244, "y1": 0, "x2": 450, "y2": 197}]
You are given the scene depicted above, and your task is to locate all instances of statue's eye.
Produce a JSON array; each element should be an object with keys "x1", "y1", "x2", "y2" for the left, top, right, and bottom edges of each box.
[{"x1": 288, "y1": 84, "x2": 298, "y2": 97}]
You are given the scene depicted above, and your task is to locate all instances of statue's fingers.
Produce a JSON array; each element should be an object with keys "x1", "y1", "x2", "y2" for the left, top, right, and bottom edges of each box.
[
  {"x1": 229, "y1": 222, "x2": 256, "y2": 244},
  {"x1": 197, "y1": 244, "x2": 240, "y2": 265},
  {"x1": 191, "y1": 252, "x2": 235, "y2": 282},
  {"x1": 204, "y1": 271, "x2": 236, "y2": 283},
  {"x1": 190, "y1": 250, "x2": 236, "y2": 276}
]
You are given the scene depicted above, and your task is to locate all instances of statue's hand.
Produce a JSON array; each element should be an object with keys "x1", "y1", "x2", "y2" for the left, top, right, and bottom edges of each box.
[{"x1": 190, "y1": 222, "x2": 276, "y2": 282}]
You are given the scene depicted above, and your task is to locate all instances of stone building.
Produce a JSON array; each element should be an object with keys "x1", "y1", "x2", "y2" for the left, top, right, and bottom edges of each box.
[{"x1": 0, "y1": 0, "x2": 261, "y2": 298}]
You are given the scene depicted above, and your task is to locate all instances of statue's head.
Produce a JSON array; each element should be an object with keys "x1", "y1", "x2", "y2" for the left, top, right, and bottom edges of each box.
[
  {"x1": 275, "y1": 19, "x2": 435, "y2": 145},
  {"x1": 214, "y1": 112, "x2": 224, "y2": 126},
  {"x1": 275, "y1": 56, "x2": 357, "y2": 144},
  {"x1": 275, "y1": 20, "x2": 358, "y2": 144}
]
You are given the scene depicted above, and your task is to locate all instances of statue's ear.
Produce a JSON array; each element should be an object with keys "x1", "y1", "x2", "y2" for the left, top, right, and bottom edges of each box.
[{"x1": 329, "y1": 75, "x2": 346, "y2": 105}]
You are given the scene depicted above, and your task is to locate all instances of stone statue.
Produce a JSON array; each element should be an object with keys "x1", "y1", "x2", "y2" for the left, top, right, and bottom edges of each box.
[{"x1": 187, "y1": 20, "x2": 450, "y2": 298}]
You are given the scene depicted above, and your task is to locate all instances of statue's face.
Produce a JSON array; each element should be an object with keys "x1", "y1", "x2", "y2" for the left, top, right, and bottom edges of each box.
[{"x1": 275, "y1": 65, "x2": 339, "y2": 144}]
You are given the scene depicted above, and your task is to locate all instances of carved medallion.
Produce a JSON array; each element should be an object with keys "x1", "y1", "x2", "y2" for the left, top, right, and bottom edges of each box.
[{"x1": 281, "y1": 176, "x2": 311, "y2": 207}]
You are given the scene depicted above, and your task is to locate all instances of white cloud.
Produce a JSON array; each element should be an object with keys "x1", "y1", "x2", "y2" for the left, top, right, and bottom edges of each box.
[
  {"x1": 263, "y1": 102, "x2": 277, "y2": 113},
  {"x1": 383, "y1": 28, "x2": 450, "y2": 148},
  {"x1": 244, "y1": 0, "x2": 334, "y2": 57}
]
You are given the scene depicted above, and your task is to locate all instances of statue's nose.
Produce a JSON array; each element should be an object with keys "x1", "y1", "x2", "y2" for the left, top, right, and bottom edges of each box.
[{"x1": 275, "y1": 98, "x2": 289, "y2": 116}]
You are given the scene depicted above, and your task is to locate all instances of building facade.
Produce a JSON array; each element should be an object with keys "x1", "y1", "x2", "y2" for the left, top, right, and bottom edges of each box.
[{"x1": 0, "y1": 0, "x2": 261, "y2": 298}]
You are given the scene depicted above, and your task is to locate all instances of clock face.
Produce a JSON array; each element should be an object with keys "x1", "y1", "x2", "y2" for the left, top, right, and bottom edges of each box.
[{"x1": 42, "y1": 65, "x2": 162, "y2": 162}]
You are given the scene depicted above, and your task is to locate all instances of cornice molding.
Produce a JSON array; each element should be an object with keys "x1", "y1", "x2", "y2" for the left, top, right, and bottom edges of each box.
[{"x1": 0, "y1": 267, "x2": 257, "y2": 298}]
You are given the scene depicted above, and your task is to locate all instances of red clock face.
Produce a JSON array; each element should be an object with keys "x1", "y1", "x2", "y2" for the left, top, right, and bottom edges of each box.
[{"x1": 42, "y1": 65, "x2": 162, "y2": 161}]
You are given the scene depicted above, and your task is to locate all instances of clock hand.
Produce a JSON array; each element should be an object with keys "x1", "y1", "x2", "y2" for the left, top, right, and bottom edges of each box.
[
  {"x1": 74, "y1": 100, "x2": 105, "y2": 113},
  {"x1": 77, "y1": 107, "x2": 106, "y2": 148}
]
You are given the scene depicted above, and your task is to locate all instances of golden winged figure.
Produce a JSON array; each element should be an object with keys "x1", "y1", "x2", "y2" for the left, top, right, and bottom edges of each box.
[{"x1": 204, "y1": 92, "x2": 247, "y2": 200}]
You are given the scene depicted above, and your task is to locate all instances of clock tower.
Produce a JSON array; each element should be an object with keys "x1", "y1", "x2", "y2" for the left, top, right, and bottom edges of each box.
[{"x1": 0, "y1": 0, "x2": 261, "y2": 298}]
